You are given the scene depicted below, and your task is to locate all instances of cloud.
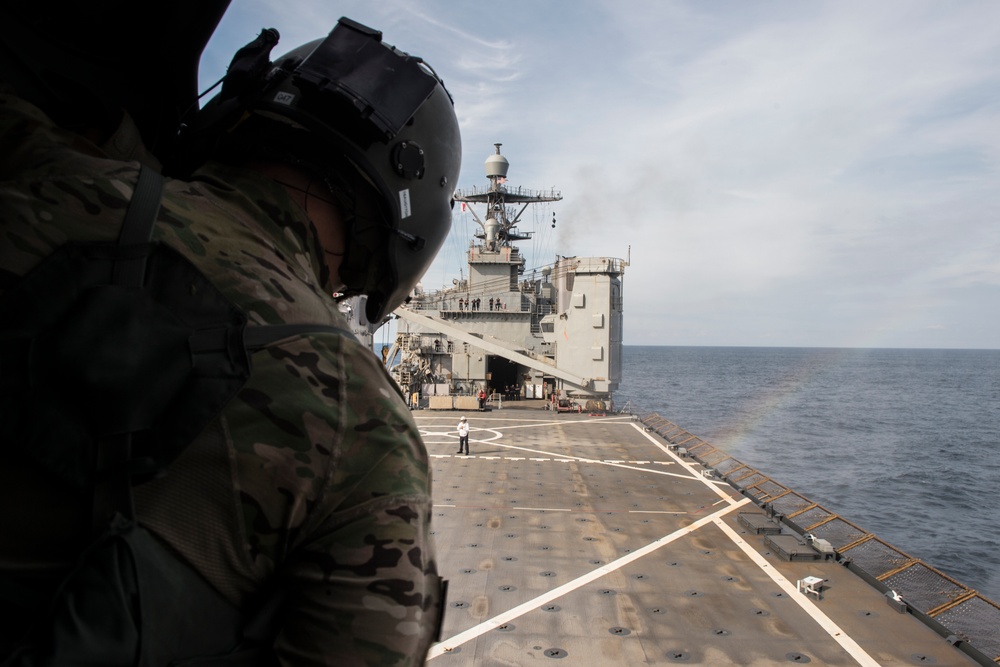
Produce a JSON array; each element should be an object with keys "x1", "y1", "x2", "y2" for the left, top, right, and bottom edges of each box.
[{"x1": 202, "y1": 0, "x2": 1000, "y2": 348}]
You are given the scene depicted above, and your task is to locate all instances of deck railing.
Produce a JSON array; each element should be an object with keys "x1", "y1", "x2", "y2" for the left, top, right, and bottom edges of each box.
[{"x1": 639, "y1": 412, "x2": 1000, "y2": 666}]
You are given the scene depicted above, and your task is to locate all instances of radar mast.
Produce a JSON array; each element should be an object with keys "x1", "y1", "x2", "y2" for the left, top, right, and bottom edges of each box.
[{"x1": 454, "y1": 144, "x2": 562, "y2": 251}]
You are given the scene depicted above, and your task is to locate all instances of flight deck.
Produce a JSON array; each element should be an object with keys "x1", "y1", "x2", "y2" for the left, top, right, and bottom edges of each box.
[{"x1": 417, "y1": 405, "x2": 989, "y2": 666}]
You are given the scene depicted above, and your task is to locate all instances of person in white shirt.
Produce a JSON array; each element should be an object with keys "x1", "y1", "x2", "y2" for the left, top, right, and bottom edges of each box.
[{"x1": 456, "y1": 416, "x2": 470, "y2": 455}]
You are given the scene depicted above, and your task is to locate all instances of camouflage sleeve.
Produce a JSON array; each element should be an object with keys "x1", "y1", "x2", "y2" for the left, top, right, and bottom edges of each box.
[
  {"x1": 275, "y1": 489, "x2": 441, "y2": 666},
  {"x1": 276, "y1": 343, "x2": 441, "y2": 666},
  {"x1": 227, "y1": 333, "x2": 442, "y2": 666}
]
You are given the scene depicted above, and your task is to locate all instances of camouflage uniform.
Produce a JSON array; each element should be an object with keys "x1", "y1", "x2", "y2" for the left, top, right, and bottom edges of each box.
[{"x1": 0, "y1": 88, "x2": 442, "y2": 665}]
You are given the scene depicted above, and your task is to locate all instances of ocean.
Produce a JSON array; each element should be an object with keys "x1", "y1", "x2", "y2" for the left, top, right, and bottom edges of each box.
[{"x1": 615, "y1": 346, "x2": 1000, "y2": 603}]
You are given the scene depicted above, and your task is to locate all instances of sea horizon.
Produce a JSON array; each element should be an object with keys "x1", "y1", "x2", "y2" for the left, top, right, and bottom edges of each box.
[{"x1": 624, "y1": 343, "x2": 1000, "y2": 352}]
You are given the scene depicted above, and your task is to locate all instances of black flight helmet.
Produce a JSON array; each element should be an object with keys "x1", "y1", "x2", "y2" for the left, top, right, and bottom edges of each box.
[{"x1": 183, "y1": 18, "x2": 462, "y2": 321}]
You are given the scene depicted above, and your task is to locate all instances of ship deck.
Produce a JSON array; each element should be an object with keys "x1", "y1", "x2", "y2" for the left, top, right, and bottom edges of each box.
[{"x1": 416, "y1": 404, "x2": 980, "y2": 666}]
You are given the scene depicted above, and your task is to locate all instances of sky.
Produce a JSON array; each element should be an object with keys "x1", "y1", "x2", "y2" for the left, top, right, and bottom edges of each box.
[{"x1": 199, "y1": 1, "x2": 1000, "y2": 349}]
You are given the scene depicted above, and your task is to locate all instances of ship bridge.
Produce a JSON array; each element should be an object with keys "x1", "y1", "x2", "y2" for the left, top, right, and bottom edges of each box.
[{"x1": 389, "y1": 144, "x2": 625, "y2": 410}]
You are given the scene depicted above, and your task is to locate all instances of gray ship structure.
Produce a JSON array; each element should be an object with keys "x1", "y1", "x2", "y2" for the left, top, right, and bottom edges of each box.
[{"x1": 385, "y1": 144, "x2": 626, "y2": 414}]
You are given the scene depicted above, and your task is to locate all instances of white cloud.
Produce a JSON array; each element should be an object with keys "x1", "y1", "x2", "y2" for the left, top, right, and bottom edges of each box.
[{"x1": 202, "y1": 0, "x2": 1000, "y2": 348}]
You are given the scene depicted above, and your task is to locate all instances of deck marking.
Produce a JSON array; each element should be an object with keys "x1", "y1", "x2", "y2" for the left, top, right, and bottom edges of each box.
[
  {"x1": 480, "y1": 441, "x2": 698, "y2": 479},
  {"x1": 512, "y1": 507, "x2": 572, "y2": 512},
  {"x1": 414, "y1": 414, "x2": 635, "y2": 429},
  {"x1": 432, "y1": 506, "x2": 686, "y2": 514},
  {"x1": 713, "y1": 518, "x2": 882, "y2": 667},
  {"x1": 414, "y1": 416, "x2": 633, "y2": 430},
  {"x1": 427, "y1": 498, "x2": 750, "y2": 659},
  {"x1": 632, "y1": 423, "x2": 738, "y2": 501},
  {"x1": 422, "y1": 417, "x2": 707, "y2": 481}
]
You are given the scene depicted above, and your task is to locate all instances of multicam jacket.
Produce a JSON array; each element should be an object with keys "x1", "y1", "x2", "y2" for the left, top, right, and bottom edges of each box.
[{"x1": 0, "y1": 89, "x2": 441, "y2": 666}]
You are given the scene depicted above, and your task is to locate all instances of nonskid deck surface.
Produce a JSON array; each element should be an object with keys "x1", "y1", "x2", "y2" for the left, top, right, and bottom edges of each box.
[{"x1": 416, "y1": 408, "x2": 976, "y2": 666}]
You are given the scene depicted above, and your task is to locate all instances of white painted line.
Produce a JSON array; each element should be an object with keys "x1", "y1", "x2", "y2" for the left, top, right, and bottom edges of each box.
[
  {"x1": 511, "y1": 507, "x2": 571, "y2": 512},
  {"x1": 427, "y1": 498, "x2": 751, "y2": 659},
  {"x1": 714, "y1": 518, "x2": 881, "y2": 667},
  {"x1": 481, "y1": 439, "x2": 700, "y2": 480},
  {"x1": 629, "y1": 510, "x2": 686, "y2": 514},
  {"x1": 529, "y1": 458, "x2": 551, "y2": 461},
  {"x1": 433, "y1": 504, "x2": 456, "y2": 508},
  {"x1": 632, "y1": 423, "x2": 737, "y2": 502}
]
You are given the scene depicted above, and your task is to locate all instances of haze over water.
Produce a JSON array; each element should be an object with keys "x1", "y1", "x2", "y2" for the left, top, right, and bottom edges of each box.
[{"x1": 616, "y1": 345, "x2": 1000, "y2": 603}]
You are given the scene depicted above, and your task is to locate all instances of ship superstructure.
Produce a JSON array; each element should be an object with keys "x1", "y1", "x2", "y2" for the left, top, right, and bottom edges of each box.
[{"x1": 387, "y1": 145, "x2": 626, "y2": 410}]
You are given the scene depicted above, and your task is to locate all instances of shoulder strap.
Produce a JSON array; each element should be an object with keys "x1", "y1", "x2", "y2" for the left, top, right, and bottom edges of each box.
[
  {"x1": 113, "y1": 165, "x2": 165, "y2": 287},
  {"x1": 93, "y1": 166, "x2": 167, "y2": 531}
]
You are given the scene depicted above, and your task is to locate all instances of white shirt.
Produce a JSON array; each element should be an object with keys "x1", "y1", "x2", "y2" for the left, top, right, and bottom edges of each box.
[{"x1": 457, "y1": 421, "x2": 470, "y2": 437}]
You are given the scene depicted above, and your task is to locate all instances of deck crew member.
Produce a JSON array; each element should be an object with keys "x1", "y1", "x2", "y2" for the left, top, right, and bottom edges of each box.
[{"x1": 457, "y1": 416, "x2": 471, "y2": 455}]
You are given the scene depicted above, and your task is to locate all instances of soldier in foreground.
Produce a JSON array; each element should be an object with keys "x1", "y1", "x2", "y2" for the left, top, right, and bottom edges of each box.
[{"x1": 0, "y1": 13, "x2": 460, "y2": 666}]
